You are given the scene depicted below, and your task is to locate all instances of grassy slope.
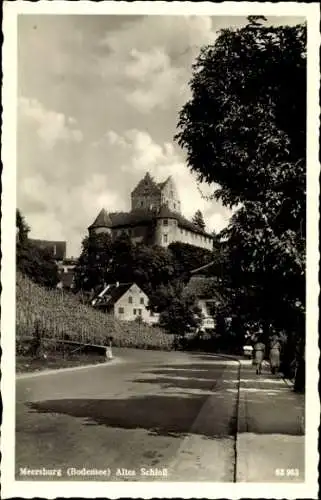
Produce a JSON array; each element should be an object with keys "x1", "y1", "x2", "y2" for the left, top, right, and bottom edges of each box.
[{"x1": 16, "y1": 272, "x2": 174, "y2": 350}]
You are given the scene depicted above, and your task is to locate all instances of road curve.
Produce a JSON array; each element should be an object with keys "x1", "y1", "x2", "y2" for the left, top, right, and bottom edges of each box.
[{"x1": 16, "y1": 349, "x2": 240, "y2": 482}]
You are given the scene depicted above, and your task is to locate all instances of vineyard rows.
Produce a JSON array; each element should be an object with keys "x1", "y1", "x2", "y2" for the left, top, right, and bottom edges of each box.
[{"x1": 16, "y1": 272, "x2": 174, "y2": 350}]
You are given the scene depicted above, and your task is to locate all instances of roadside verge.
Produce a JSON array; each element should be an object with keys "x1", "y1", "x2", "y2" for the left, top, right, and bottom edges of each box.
[{"x1": 16, "y1": 356, "x2": 122, "y2": 380}]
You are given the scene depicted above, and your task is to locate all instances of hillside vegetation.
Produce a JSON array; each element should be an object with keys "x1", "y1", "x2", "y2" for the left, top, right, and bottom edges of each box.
[{"x1": 16, "y1": 272, "x2": 174, "y2": 350}]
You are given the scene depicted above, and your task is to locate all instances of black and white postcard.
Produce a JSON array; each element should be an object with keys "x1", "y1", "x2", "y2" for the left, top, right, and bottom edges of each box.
[{"x1": 1, "y1": 2, "x2": 320, "y2": 499}]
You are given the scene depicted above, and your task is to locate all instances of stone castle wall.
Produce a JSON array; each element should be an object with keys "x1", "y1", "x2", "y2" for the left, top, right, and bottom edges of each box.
[{"x1": 131, "y1": 193, "x2": 161, "y2": 211}]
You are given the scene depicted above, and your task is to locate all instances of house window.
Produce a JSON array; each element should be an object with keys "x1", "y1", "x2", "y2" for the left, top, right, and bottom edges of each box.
[
  {"x1": 128, "y1": 296, "x2": 133, "y2": 304},
  {"x1": 118, "y1": 307, "x2": 124, "y2": 314},
  {"x1": 163, "y1": 219, "x2": 168, "y2": 226},
  {"x1": 133, "y1": 308, "x2": 137, "y2": 315},
  {"x1": 140, "y1": 201, "x2": 144, "y2": 207},
  {"x1": 140, "y1": 297, "x2": 144, "y2": 305},
  {"x1": 138, "y1": 309, "x2": 142, "y2": 316},
  {"x1": 150, "y1": 311, "x2": 154, "y2": 317},
  {"x1": 163, "y1": 234, "x2": 168, "y2": 244}
]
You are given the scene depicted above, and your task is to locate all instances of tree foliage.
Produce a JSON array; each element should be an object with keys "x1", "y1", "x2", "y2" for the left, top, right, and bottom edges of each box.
[
  {"x1": 192, "y1": 209, "x2": 206, "y2": 231},
  {"x1": 168, "y1": 241, "x2": 213, "y2": 279},
  {"x1": 175, "y1": 19, "x2": 306, "y2": 367},
  {"x1": 16, "y1": 209, "x2": 30, "y2": 246},
  {"x1": 16, "y1": 209, "x2": 60, "y2": 289},
  {"x1": 176, "y1": 19, "x2": 306, "y2": 208},
  {"x1": 159, "y1": 288, "x2": 202, "y2": 337},
  {"x1": 73, "y1": 232, "x2": 113, "y2": 293}
]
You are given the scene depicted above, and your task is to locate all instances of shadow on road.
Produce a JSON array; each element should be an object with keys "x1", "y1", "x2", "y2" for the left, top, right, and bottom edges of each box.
[{"x1": 27, "y1": 393, "x2": 233, "y2": 439}]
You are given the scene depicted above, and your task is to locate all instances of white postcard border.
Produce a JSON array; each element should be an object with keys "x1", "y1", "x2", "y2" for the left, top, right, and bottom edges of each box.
[{"x1": 1, "y1": 2, "x2": 320, "y2": 499}]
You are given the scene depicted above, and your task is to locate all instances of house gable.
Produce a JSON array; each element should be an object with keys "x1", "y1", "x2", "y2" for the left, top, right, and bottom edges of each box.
[{"x1": 113, "y1": 283, "x2": 158, "y2": 323}]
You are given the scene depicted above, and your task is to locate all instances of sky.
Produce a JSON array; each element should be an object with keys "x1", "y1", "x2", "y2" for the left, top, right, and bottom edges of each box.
[{"x1": 17, "y1": 14, "x2": 304, "y2": 257}]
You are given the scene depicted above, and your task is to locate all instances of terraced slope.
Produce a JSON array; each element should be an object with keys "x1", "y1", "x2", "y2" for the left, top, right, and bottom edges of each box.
[{"x1": 16, "y1": 272, "x2": 174, "y2": 350}]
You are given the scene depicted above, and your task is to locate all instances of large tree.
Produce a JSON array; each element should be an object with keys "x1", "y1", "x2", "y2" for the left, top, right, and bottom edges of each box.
[
  {"x1": 192, "y1": 210, "x2": 206, "y2": 231},
  {"x1": 168, "y1": 241, "x2": 213, "y2": 280},
  {"x1": 158, "y1": 284, "x2": 203, "y2": 340},
  {"x1": 73, "y1": 232, "x2": 113, "y2": 293},
  {"x1": 16, "y1": 209, "x2": 60, "y2": 288},
  {"x1": 175, "y1": 18, "x2": 306, "y2": 387},
  {"x1": 16, "y1": 209, "x2": 30, "y2": 246}
]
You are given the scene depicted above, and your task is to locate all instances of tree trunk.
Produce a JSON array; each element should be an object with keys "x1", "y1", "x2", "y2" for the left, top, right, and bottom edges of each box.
[{"x1": 294, "y1": 356, "x2": 305, "y2": 393}]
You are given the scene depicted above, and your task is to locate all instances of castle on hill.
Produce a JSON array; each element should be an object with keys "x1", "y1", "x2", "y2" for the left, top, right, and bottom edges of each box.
[{"x1": 88, "y1": 172, "x2": 213, "y2": 250}]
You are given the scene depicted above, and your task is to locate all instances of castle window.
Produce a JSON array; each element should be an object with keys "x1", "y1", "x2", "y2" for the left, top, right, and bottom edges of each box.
[
  {"x1": 163, "y1": 219, "x2": 168, "y2": 226},
  {"x1": 163, "y1": 234, "x2": 168, "y2": 244}
]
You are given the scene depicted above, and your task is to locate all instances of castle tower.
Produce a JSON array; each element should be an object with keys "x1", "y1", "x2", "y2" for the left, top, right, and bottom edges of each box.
[
  {"x1": 158, "y1": 175, "x2": 181, "y2": 213},
  {"x1": 154, "y1": 205, "x2": 179, "y2": 247},
  {"x1": 131, "y1": 172, "x2": 181, "y2": 213},
  {"x1": 88, "y1": 208, "x2": 112, "y2": 236},
  {"x1": 131, "y1": 172, "x2": 161, "y2": 211}
]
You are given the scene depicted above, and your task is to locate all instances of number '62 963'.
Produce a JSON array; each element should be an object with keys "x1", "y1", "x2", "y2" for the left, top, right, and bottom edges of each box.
[{"x1": 275, "y1": 468, "x2": 299, "y2": 477}]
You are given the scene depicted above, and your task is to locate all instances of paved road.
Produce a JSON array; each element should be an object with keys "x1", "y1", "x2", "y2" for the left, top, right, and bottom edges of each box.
[
  {"x1": 15, "y1": 350, "x2": 305, "y2": 482},
  {"x1": 236, "y1": 361, "x2": 305, "y2": 483},
  {"x1": 16, "y1": 350, "x2": 239, "y2": 481}
]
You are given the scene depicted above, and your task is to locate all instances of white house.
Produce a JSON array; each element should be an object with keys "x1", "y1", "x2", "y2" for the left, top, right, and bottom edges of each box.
[
  {"x1": 92, "y1": 282, "x2": 159, "y2": 325},
  {"x1": 184, "y1": 261, "x2": 223, "y2": 333}
]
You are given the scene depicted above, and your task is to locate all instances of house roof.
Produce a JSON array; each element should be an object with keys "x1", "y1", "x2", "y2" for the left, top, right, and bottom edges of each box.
[
  {"x1": 184, "y1": 275, "x2": 222, "y2": 301},
  {"x1": 29, "y1": 239, "x2": 66, "y2": 260},
  {"x1": 92, "y1": 282, "x2": 134, "y2": 308}
]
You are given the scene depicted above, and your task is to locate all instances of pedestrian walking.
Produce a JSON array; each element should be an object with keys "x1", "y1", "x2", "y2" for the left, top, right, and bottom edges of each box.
[
  {"x1": 105, "y1": 336, "x2": 113, "y2": 360},
  {"x1": 269, "y1": 334, "x2": 281, "y2": 375},
  {"x1": 253, "y1": 332, "x2": 265, "y2": 375}
]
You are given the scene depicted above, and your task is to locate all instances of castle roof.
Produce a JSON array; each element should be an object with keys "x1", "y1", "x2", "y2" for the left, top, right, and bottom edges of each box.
[
  {"x1": 89, "y1": 208, "x2": 112, "y2": 229},
  {"x1": 131, "y1": 172, "x2": 160, "y2": 196},
  {"x1": 89, "y1": 206, "x2": 212, "y2": 238},
  {"x1": 157, "y1": 176, "x2": 171, "y2": 190},
  {"x1": 155, "y1": 205, "x2": 178, "y2": 219}
]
